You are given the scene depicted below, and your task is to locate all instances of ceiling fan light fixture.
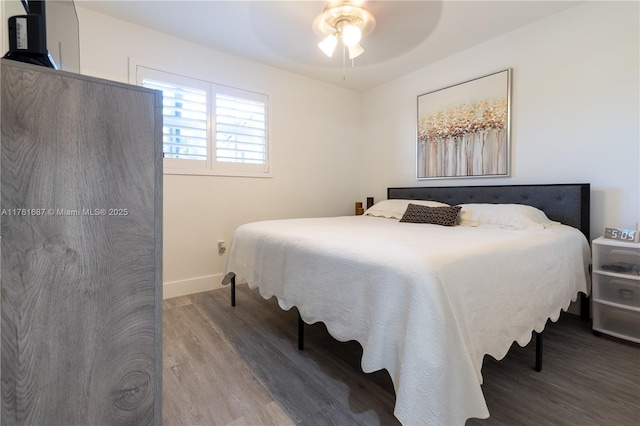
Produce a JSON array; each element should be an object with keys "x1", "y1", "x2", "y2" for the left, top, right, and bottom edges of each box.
[
  {"x1": 318, "y1": 33, "x2": 338, "y2": 57},
  {"x1": 315, "y1": 1, "x2": 375, "y2": 63},
  {"x1": 348, "y1": 43, "x2": 364, "y2": 59},
  {"x1": 341, "y1": 24, "x2": 361, "y2": 47}
]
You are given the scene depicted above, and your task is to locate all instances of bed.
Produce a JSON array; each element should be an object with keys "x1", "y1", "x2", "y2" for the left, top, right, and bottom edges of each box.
[{"x1": 223, "y1": 183, "x2": 591, "y2": 425}]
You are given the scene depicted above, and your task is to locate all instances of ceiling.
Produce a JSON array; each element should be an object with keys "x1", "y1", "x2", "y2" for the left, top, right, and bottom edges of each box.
[{"x1": 77, "y1": 1, "x2": 583, "y2": 91}]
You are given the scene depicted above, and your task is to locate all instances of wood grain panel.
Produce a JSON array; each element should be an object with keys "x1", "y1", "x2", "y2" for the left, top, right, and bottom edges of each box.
[{"x1": 1, "y1": 60, "x2": 162, "y2": 425}]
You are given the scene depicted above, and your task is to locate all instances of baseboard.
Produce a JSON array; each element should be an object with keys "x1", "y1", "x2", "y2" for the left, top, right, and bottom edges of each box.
[{"x1": 163, "y1": 274, "x2": 225, "y2": 299}]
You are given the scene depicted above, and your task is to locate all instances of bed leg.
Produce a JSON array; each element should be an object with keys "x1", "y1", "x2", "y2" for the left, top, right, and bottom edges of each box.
[
  {"x1": 535, "y1": 332, "x2": 543, "y2": 372},
  {"x1": 298, "y1": 312, "x2": 304, "y2": 351},
  {"x1": 580, "y1": 293, "x2": 589, "y2": 321},
  {"x1": 222, "y1": 272, "x2": 236, "y2": 307}
]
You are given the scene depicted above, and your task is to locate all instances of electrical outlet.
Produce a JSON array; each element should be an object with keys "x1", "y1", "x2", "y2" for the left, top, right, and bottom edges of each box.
[{"x1": 217, "y1": 240, "x2": 226, "y2": 256}]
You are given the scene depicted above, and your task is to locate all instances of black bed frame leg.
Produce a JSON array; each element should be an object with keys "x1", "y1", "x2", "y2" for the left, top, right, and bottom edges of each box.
[
  {"x1": 222, "y1": 272, "x2": 236, "y2": 307},
  {"x1": 298, "y1": 312, "x2": 304, "y2": 351},
  {"x1": 223, "y1": 272, "x2": 305, "y2": 352},
  {"x1": 535, "y1": 332, "x2": 543, "y2": 372},
  {"x1": 580, "y1": 293, "x2": 589, "y2": 321}
]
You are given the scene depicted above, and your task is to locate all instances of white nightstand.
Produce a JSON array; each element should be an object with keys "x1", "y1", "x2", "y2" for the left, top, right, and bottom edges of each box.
[{"x1": 591, "y1": 236, "x2": 640, "y2": 343}]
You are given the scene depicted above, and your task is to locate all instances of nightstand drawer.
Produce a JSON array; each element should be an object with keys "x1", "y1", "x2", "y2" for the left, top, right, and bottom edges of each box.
[
  {"x1": 592, "y1": 302, "x2": 640, "y2": 343},
  {"x1": 593, "y1": 274, "x2": 640, "y2": 308},
  {"x1": 595, "y1": 246, "x2": 640, "y2": 276}
]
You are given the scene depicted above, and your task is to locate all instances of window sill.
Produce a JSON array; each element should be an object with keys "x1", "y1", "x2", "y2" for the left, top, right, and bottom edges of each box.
[{"x1": 163, "y1": 167, "x2": 273, "y2": 178}]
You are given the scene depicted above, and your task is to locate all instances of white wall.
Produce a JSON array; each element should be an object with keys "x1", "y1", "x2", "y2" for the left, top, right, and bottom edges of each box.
[
  {"x1": 359, "y1": 1, "x2": 639, "y2": 240},
  {"x1": 1, "y1": 0, "x2": 80, "y2": 72},
  {"x1": 46, "y1": 1, "x2": 639, "y2": 298},
  {"x1": 74, "y1": 7, "x2": 362, "y2": 298}
]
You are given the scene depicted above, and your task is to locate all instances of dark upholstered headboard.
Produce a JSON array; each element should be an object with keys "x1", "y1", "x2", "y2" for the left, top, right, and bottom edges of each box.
[{"x1": 387, "y1": 184, "x2": 590, "y2": 240}]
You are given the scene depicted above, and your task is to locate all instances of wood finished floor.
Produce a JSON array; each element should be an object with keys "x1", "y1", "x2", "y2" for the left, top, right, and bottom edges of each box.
[{"x1": 163, "y1": 285, "x2": 640, "y2": 426}]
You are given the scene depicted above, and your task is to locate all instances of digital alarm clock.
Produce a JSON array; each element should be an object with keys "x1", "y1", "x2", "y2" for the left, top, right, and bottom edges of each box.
[{"x1": 604, "y1": 227, "x2": 639, "y2": 242}]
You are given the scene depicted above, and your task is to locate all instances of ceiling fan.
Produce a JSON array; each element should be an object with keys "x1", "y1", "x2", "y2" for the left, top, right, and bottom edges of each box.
[{"x1": 314, "y1": 0, "x2": 376, "y2": 61}]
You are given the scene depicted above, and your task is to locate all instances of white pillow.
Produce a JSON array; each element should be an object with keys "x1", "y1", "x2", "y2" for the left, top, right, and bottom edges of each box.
[
  {"x1": 457, "y1": 203, "x2": 559, "y2": 230},
  {"x1": 364, "y1": 199, "x2": 449, "y2": 219}
]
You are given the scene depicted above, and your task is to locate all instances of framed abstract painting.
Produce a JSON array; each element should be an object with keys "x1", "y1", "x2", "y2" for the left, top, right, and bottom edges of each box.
[{"x1": 417, "y1": 69, "x2": 511, "y2": 179}]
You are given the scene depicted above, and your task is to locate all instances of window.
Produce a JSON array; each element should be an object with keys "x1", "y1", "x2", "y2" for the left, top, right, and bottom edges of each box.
[
  {"x1": 143, "y1": 79, "x2": 208, "y2": 161},
  {"x1": 136, "y1": 66, "x2": 270, "y2": 177}
]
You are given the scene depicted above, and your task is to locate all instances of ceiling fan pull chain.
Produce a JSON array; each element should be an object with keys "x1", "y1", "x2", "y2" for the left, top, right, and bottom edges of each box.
[{"x1": 343, "y1": 44, "x2": 346, "y2": 81}]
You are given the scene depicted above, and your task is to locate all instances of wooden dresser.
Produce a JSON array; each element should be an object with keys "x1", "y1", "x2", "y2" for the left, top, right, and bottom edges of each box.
[{"x1": 1, "y1": 60, "x2": 162, "y2": 425}]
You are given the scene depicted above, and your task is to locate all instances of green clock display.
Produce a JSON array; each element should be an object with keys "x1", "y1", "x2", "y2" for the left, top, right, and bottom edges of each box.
[{"x1": 604, "y1": 227, "x2": 639, "y2": 242}]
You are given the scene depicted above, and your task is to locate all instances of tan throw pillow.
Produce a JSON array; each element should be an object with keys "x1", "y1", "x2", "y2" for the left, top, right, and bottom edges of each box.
[{"x1": 399, "y1": 204, "x2": 462, "y2": 226}]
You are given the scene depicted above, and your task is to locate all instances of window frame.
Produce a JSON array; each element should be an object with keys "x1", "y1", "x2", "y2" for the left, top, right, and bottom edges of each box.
[
  {"x1": 135, "y1": 65, "x2": 271, "y2": 178},
  {"x1": 212, "y1": 83, "x2": 270, "y2": 176}
]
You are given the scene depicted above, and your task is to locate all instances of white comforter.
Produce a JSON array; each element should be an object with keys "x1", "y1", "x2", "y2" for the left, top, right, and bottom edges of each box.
[{"x1": 225, "y1": 215, "x2": 591, "y2": 425}]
